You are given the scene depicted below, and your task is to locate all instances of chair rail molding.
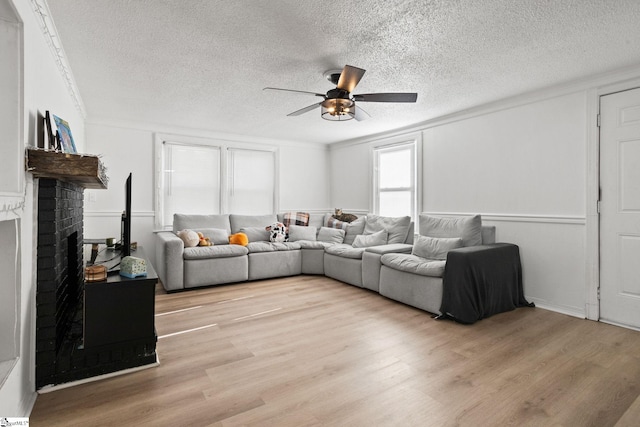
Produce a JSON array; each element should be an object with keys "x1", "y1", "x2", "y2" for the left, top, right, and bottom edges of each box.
[{"x1": 421, "y1": 212, "x2": 586, "y2": 225}]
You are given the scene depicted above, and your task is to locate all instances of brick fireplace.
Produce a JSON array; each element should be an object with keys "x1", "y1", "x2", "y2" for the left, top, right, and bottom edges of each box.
[
  {"x1": 30, "y1": 150, "x2": 156, "y2": 389},
  {"x1": 35, "y1": 178, "x2": 85, "y2": 388}
]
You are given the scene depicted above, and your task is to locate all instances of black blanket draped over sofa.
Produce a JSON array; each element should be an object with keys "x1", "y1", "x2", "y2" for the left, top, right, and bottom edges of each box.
[{"x1": 439, "y1": 243, "x2": 534, "y2": 324}]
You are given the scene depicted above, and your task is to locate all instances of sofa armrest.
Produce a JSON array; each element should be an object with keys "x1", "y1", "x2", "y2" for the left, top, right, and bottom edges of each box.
[
  {"x1": 440, "y1": 243, "x2": 534, "y2": 324},
  {"x1": 156, "y1": 231, "x2": 185, "y2": 291},
  {"x1": 364, "y1": 243, "x2": 413, "y2": 255}
]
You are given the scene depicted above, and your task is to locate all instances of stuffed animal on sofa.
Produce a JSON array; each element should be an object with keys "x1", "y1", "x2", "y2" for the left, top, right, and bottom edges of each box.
[
  {"x1": 266, "y1": 222, "x2": 288, "y2": 243},
  {"x1": 196, "y1": 231, "x2": 212, "y2": 246},
  {"x1": 229, "y1": 232, "x2": 249, "y2": 246},
  {"x1": 176, "y1": 229, "x2": 199, "y2": 247}
]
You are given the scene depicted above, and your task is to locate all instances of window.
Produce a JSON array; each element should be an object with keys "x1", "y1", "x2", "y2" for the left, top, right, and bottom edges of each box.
[
  {"x1": 159, "y1": 141, "x2": 221, "y2": 229},
  {"x1": 373, "y1": 139, "x2": 418, "y2": 219},
  {"x1": 227, "y1": 148, "x2": 276, "y2": 214},
  {"x1": 155, "y1": 136, "x2": 278, "y2": 229}
]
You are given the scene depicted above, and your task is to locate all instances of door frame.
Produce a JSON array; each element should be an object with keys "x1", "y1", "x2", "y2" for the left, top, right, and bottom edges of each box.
[{"x1": 586, "y1": 77, "x2": 640, "y2": 321}]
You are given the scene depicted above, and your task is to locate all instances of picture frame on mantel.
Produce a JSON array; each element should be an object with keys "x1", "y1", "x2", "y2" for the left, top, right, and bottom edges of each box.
[
  {"x1": 44, "y1": 110, "x2": 59, "y2": 151},
  {"x1": 53, "y1": 114, "x2": 77, "y2": 153}
]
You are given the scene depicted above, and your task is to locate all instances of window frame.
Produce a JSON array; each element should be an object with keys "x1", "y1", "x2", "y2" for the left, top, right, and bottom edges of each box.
[
  {"x1": 154, "y1": 134, "x2": 279, "y2": 230},
  {"x1": 371, "y1": 133, "x2": 421, "y2": 221}
]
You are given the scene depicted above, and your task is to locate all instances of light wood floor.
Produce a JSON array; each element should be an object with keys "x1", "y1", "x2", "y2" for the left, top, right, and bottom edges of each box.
[{"x1": 31, "y1": 275, "x2": 640, "y2": 426}]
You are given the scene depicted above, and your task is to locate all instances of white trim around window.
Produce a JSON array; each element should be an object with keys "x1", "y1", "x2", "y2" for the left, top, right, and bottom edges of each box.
[
  {"x1": 153, "y1": 133, "x2": 279, "y2": 230},
  {"x1": 371, "y1": 132, "x2": 421, "y2": 221}
]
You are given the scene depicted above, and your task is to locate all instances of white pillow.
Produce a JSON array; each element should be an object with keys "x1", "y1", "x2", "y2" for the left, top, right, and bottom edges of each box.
[
  {"x1": 288, "y1": 224, "x2": 317, "y2": 242},
  {"x1": 317, "y1": 227, "x2": 345, "y2": 244},
  {"x1": 412, "y1": 235, "x2": 463, "y2": 260},
  {"x1": 352, "y1": 229, "x2": 388, "y2": 248},
  {"x1": 176, "y1": 229, "x2": 199, "y2": 247}
]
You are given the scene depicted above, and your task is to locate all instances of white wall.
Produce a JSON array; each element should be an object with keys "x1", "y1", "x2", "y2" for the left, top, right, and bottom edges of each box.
[
  {"x1": 0, "y1": 0, "x2": 86, "y2": 416},
  {"x1": 84, "y1": 122, "x2": 331, "y2": 267},
  {"x1": 330, "y1": 91, "x2": 589, "y2": 317},
  {"x1": 423, "y1": 92, "x2": 587, "y2": 315}
]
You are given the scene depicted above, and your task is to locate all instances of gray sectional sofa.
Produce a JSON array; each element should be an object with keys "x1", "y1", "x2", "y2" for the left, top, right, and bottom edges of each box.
[
  {"x1": 155, "y1": 212, "x2": 413, "y2": 291},
  {"x1": 156, "y1": 212, "x2": 530, "y2": 322}
]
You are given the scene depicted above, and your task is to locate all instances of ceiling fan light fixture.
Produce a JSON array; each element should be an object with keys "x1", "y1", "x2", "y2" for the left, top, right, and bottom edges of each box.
[{"x1": 321, "y1": 98, "x2": 355, "y2": 121}]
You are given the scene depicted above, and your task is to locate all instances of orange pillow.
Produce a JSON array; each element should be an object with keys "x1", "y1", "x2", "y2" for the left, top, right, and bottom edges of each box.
[{"x1": 229, "y1": 232, "x2": 249, "y2": 246}]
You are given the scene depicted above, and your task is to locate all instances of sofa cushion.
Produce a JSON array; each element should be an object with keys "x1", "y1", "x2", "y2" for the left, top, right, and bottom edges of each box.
[
  {"x1": 230, "y1": 214, "x2": 278, "y2": 234},
  {"x1": 412, "y1": 235, "x2": 463, "y2": 260},
  {"x1": 343, "y1": 216, "x2": 366, "y2": 245},
  {"x1": 325, "y1": 244, "x2": 366, "y2": 260},
  {"x1": 317, "y1": 227, "x2": 345, "y2": 244},
  {"x1": 381, "y1": 253, "x2": 446, "y2": 277},
  {"x1": 419, "y1": 214, "x2": 482, "y2": 247},
  {"x1": 288, "y1": 224, "x2": 317, "y2": 242},
  {"x1": 246, "y1": 241, "x2": 301, "y2": 253},
  {"x1": 352, "y1": 229, "x2": 388, "y2": 248},
  {"x1": 173, "y1": 214, "x2": 231, "y2": 234},
  {"x1": 196, "y1": 228, "x2": 229, "y2": 245},
  {"x1": 364, "y1": 214, "x2": 411, "y2": 244},
  {"x1": 183, "y1": 244, "x2": 248, "y2": 260},
  {"x1": 297, "y1": 240, "x2": 334, "y2": 249},
  {"x1": 240, "y1": 226, "x2": 270, "y2": 242}
]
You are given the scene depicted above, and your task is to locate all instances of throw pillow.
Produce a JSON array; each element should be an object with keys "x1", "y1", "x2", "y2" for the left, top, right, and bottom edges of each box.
[
  {"x1": 418, "y1": 214, "x2": 482, "y2": 247},
  {"x1": 239, "y1": 227, "x2": 270, "y2": 242},
  {"x1": 197, "y1": 228, "x2": 229, "y2": 245},
  {"x1": 317, "y1": 227, "x2": 345, "y2": 244},
  {"x1": 282, "y1": 211, "x2": 310, "y2": 227},
  {"x1": 352, "y1": 229, "x2": 388, "y2": 248},
  {"x1": 176, "y1": 229, "x2": 199, "y2": 247},
  {"x1": 229, "y1": 232, "x2": 249, "y2": 246},
  {"x1": 327, "y1": 217, "x2": 349, "y2": 230},
  {"x1": 412, "y1": 235, "x2": 463, "y2": 260},
  {"x1": 288, "y1": 224, "x2": 317, "y2": 242},
  {"x1": 266, "y1": 222, "x2": 288, "y2": 242},
  {"x1": 343, "y1": 216, "x2": 366, "y2": 245},
  {"x1": 364, "y1": 214, "x2": 412, "y2": 244}
]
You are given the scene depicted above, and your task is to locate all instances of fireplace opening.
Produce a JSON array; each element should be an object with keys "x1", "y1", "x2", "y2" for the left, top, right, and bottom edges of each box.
[{"x1": 55, "y1": 231, "x2": 82, "y2": 353}]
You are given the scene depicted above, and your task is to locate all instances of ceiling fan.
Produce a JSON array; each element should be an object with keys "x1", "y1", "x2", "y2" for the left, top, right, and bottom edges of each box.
[{"x1": 263, "y1": 65, "x2": 418, "y2": 121}]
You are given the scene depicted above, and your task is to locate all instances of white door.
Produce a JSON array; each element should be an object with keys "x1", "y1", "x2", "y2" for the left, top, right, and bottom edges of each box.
[{"x1": 600, "y1": 87, "x2": 640, "y2": 329}]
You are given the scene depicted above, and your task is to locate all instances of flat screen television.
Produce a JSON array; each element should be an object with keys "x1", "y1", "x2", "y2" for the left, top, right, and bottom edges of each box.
[{"x1": 121, "y1": 173, "x2": 132, "y2": 257}]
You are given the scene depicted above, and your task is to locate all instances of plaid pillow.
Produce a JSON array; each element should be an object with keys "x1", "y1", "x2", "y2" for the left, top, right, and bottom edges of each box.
[
  {"x1": 327, "y1": 217, "x2": 349, "y2": 230},
  {"x1": 283, "y1": 211, "x2": 310, "y2": 227}
]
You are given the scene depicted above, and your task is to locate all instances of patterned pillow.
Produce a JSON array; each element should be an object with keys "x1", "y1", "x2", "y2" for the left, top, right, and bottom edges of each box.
[
  {"x1": 327, "y1": 217, "x2": 349, "y2": 230},
  {"x1": 283, "y1": 211, "x2": 310, "y2": 227}
]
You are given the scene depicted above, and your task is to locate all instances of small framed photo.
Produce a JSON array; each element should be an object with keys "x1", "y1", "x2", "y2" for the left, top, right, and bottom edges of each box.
[
  {"x1": 44, "y1": 110, "x2": 57, "y2": 150},
  {"x1": 53, "y1": 114, "x2": 77, "y2": 153}
]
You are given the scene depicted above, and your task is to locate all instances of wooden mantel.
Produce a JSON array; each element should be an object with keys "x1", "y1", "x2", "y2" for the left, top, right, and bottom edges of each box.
[{"x1": 26, "y1": 148, "x2": 108, "y2": 189}]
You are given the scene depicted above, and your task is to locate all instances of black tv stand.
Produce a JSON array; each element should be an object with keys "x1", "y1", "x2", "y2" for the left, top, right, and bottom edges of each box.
[{"x1": 82, "y1": 246, "x2": 158, "y2": 374}]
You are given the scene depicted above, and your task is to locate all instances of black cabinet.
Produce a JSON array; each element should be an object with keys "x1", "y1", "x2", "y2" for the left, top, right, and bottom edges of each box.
[{"x1": 83, "y1": 247, "x2": 157, "y2": 355}]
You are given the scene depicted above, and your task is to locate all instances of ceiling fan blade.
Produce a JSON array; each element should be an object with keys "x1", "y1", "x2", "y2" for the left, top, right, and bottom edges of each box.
[
  {"x1": 263, "y1": 87, "x2": 325, "y2": 97},
  {"x1": 336, "y1": 65, "x2": 366, "y2": 93},
  {"x1": 353, "y1": 93, "x2": 418, "y2": 103},
  {"x1": 287, "y1": 102, "x2": 322, "y2": 117},
  {"x1": 353, "y1": 105, "x2": 371, "y2": 121}
]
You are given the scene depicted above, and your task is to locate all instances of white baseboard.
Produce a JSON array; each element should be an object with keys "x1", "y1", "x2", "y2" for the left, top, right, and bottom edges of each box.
[{"x1": 527, "y1": 298, "x2": 586, "y2": 319}]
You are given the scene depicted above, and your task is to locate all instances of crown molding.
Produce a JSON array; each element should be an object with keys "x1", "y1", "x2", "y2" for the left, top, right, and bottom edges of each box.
[{"x1": 30, "y1": 0, "x2": 86, "y2": 117}]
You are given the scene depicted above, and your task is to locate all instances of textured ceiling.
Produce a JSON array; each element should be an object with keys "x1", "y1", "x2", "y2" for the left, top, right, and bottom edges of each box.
[{"x1": 47, "y1": 0, "x2": 640, "y2": 145}]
